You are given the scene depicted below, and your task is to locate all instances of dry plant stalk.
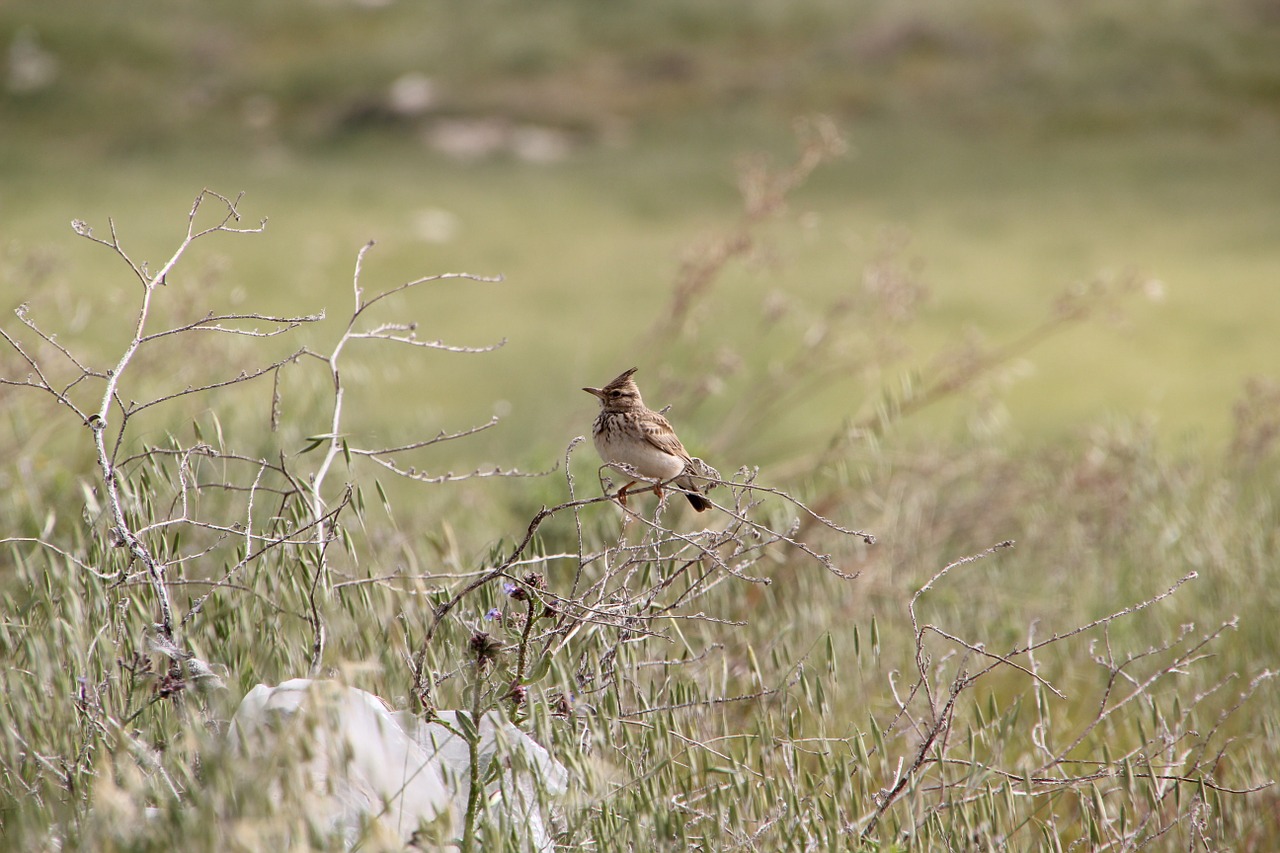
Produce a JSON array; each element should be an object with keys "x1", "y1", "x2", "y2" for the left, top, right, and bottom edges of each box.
[
  {"x1": 1, "y1": 189, "x2": 879, "y2": 848},
  {"x1": 857, "y1": 542, "x2": 1274, "y2": 845},
  {"x1": 7, "y1": 174, "x2": 1260, "y2": 849},
  {"x1": 0, "y1": 189, "x2": 522, "y2": 725},
  {"x1": 650, "y1": 115, "x2": 847, "y2": 343},
  {"x1": 3, "y1": 191, "x2": 313, "y2": 693}
]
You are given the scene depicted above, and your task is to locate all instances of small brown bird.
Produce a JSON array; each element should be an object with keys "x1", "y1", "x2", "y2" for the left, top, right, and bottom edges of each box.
[{"x1": 584, "y1": 367, "x2": 715, "y2": 512}]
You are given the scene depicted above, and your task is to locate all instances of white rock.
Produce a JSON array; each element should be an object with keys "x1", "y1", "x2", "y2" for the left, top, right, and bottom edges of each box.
[{"x1": 227, "y1": 679, "x2": 565, "y2": 850}]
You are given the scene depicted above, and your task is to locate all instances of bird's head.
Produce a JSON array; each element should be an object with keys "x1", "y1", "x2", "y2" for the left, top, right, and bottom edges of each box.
[{"x1": 583, "y1": 367, "x2": 643, "y2": 412}]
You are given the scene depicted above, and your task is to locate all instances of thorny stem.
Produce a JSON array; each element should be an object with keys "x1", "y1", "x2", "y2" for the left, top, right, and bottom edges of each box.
[
  {"x1": 460, "y1": 657, "x2": 486, "y2": 853},
  {"x1": 861, "y1": 675, "x2": 969, "y2": 839},
  {"x1": 311, "y1": 242, "x2": 503, "y2": 673},
  {"x1": 858, "y1": 545, "x2": 1237, "y2": 842},
  {"x1": 516, "y1": 595, "x2": 538, "y2": 682},
  {"x1": 85, "y1": 191, "x2": 264, "y2": 643},
  {"x1": 422, "y1": 494, "x2": 605, "y2": 644},
  {"x1": 858, "y1": 542, "x2": 1015, "y2": 838},
  {"x1": 413, "y1": 495, "x2": 593, "y2": 708},
  {"x1": 301, "y1": 242, "x2": 372, "y2": 671}
]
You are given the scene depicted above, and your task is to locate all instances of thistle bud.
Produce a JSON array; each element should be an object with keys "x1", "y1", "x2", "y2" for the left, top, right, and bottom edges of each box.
[{"x1": 468, "y1": 631, "x2": 503, "y2": 666}]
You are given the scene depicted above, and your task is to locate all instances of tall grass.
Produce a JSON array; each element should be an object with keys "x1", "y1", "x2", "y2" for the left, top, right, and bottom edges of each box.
[{"x1": 1, "y1": 132, "x2": 1276, "y2": 850}]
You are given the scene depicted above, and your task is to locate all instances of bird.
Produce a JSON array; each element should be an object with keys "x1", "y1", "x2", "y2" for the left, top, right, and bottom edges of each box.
[{"x1": 583, "y1": 367, "x2": 716, "y2": 512}]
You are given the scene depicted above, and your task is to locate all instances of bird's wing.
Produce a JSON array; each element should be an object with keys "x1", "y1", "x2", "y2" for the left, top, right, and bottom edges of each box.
[{"x1": 639, "y1": 413, "x2": 692, "y2": 462}]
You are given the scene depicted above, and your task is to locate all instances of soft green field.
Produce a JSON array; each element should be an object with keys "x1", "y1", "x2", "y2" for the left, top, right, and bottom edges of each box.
[
  {"x1": 2, "y1": 0, "x2": 1279, "y2": 849},
  {"x1": 5, "y1": 119, "x2": 1279, "y2": 458},
  {"x1": 3, "y1": 0, "x2": 1279, "y2": 452}
]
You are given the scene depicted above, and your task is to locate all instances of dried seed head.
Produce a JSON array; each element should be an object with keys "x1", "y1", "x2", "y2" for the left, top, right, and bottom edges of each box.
[{"x1": 468, "y1": 631, "x2": 503, "y2": 665}]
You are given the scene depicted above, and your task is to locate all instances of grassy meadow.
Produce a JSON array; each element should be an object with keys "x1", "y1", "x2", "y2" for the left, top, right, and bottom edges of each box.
[{"x1": 2, "y1": 0, "x2": 1279, "y2": 849}]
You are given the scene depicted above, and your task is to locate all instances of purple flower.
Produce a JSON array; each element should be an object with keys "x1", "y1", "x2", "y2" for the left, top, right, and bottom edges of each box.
[
  {"x1": 484, "y1": 607, "x2": 502, "y2": 622},
  {"x1": 502, "y1": 582, "x2": 519, "y2": 596}
]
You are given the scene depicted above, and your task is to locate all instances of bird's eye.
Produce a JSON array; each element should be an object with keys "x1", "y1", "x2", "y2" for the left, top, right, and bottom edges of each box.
[{"x1": 609, "y1": 390, "x2": 622, "y2": 397}]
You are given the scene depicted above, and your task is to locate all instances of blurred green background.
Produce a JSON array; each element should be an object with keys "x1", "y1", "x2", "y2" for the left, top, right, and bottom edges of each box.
[
  {"x1": 3, "y1": 4, "x2": 1280, "y2": 846},
  {"x1": 3, "y1": 0, "x2": 1279, "y2": 458}
]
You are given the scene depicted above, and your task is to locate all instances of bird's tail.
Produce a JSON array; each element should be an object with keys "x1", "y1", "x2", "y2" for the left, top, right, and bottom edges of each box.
[
  {"x1": 685, "y1": 491, "x2": 711, "y2": 512},
  {"x1": 676, "y1": 475, "x2": 712, "y2": 512},
  {"x1": 679, "y1": 459, "x2": 719, "y2": 513}
]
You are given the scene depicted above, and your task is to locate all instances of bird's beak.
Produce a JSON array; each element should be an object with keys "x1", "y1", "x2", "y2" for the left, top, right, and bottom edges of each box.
[{"x1": 582, "y1": 387, "x2": 604, "y2": 399}]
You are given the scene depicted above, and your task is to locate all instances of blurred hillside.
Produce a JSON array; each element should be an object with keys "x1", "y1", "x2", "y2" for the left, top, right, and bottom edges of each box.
[{"x1": 4, "y1": 0, "x2": 1280, "y2": 157}]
